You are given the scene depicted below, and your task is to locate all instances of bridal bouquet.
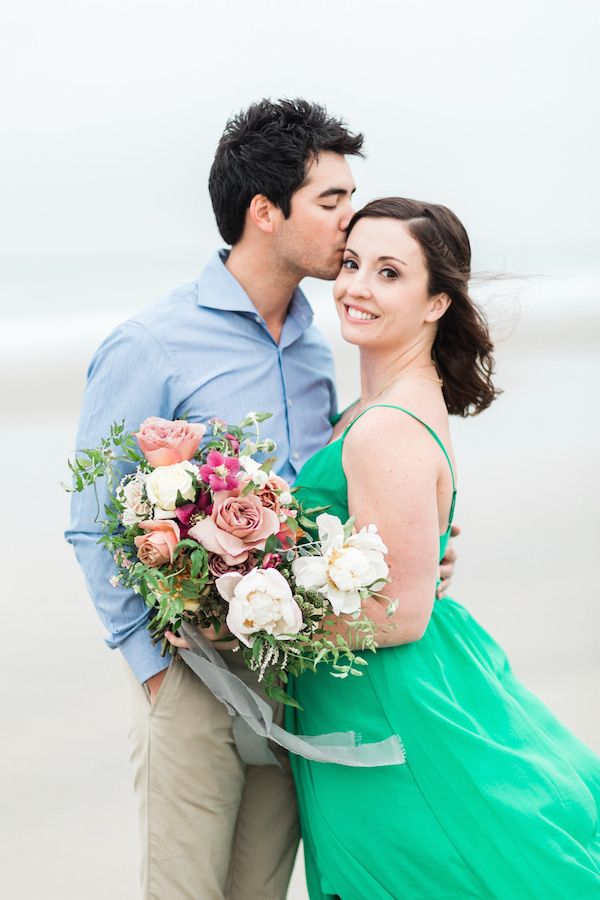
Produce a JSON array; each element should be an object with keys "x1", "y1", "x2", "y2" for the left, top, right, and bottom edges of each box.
[{"x1": 66, "y1": 413, "x2": 390, "y2": 705}]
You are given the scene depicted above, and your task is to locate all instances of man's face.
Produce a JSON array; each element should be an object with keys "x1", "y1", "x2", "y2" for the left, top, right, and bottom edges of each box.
[{"x1": 274, "y1": 151, "x2": 356, "y2": 281}]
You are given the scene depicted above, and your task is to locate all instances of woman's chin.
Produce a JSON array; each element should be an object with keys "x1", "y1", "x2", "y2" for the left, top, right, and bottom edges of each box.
[{"x1": 339, "y1": 321, "x2": 376, "y2": 347}]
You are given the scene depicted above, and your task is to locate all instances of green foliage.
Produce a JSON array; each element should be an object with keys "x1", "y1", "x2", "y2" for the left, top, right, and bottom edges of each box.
[{"x1": 65, "y1": 421, "x2": 144, "y2": 495}]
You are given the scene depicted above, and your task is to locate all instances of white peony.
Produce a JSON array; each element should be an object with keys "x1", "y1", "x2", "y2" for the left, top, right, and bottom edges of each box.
[
  {"x1": 215, "y1": 567, "x2": 303, "y2": 647},
  {"x1": 292, "y1": 513, "x2": 389, "y2": 616},
  {"x1": 145, "y1": 460, "x2": 197, "y2": 511}
]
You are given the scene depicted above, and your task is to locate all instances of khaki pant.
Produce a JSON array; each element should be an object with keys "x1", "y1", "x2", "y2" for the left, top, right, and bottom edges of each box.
[{"x1": 126, "y1": 652, "x2": 300, "y2": 900}]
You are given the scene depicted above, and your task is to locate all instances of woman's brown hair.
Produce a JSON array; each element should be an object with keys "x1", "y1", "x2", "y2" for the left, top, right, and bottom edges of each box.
[{"x1": 347, "y1": 198, "x2": 500, "y2": 416}]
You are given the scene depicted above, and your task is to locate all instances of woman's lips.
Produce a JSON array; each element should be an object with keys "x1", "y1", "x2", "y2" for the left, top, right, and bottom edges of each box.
[{"x1": 344, "y1": 303, "x2": 380, "y2": 323}]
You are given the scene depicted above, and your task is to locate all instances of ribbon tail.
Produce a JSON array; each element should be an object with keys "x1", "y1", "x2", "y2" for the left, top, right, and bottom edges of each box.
[{"x1": 179, "y1": 623, "x2": 406, "y2": 768}]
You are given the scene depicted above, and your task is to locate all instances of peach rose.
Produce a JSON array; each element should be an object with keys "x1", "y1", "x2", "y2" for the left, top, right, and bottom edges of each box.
[
  {"x1": 188, "y1": 493, "x2": 280, "y2": 566},
  {"x1": 134, "y1": 519, "x2": 180, "y2": 566},
  {"x1": 135, "y1": 417, "x2": 206, "y2": 467},
  {"x1": 255, "y1": 474, "x2": 291, "y2": 514}
]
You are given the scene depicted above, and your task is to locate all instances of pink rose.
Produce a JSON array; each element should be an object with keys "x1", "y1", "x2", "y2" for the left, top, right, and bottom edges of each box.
[
  {"x1": 188, "y1": 493, "x2": 280, "y2": 566},
  {"x1": 135, "y1": 417, "x2": 206, "y2": 467},
  {"x1": 214, "y1": 493, "x2": 279, "y2": 542},
  {"x1": 134, "y1": 519, "x2": 180, "y2": 566}
]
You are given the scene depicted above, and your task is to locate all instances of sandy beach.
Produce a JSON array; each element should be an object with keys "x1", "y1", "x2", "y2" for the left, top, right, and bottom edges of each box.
[{"x1": 2, "y1": 280, "x2": 599, "y2": 900}]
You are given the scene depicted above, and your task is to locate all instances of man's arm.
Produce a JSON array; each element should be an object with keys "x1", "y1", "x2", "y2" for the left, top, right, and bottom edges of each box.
[{"x1": 66, "y1": 319, "x2": 180, "y2": 685}]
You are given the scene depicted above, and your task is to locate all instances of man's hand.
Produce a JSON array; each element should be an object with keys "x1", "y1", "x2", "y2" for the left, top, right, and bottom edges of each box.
[
  {"x1": 437, "y1": 523, "x2": 461, "y2": 598},
  {"x1": 165, "y1": 623, "x2": 236, "y2": 651},
  {"x1": 145, "y1": 668, "x2": 168, "y2": 703}
]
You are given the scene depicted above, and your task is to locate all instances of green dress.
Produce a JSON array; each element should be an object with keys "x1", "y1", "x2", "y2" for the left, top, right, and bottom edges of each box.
[{"x1": 286, "y1": 404, "x2": 600, "y2": 899}]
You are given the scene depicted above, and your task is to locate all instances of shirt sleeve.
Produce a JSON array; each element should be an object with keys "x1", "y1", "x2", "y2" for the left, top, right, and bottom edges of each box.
[{"x1": 65, "y1": 319, "x2": 180, "y2": 683}]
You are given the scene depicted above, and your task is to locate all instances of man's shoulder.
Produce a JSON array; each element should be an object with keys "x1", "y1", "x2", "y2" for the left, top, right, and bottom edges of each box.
[
  {"x1": 101, "y1": 269, "x2": 216, "y2": 350},
  {"x1": 127, "y1": 278, "x2": 200, "y2": 337},
  {"x1": 89, "y1": 276, "x2": 206, "y2": 372}
]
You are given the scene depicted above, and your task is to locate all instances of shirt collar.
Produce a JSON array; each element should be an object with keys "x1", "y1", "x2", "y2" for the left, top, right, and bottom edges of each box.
[{"x1": 196, "y1": 249, "x2": 314, "y2": 332}]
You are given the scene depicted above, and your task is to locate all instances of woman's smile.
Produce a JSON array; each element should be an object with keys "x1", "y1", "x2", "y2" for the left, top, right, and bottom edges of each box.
[{"x1": 343, "y1": 302, "x2": 380, "y2": 323}]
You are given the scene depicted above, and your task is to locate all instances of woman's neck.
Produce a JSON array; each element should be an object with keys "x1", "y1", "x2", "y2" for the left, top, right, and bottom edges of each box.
[{"x1": 358, "y1": 340, "x2": 437, "y2": 404}]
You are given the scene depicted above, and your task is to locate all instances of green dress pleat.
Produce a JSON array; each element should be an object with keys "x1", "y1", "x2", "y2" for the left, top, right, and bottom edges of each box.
[{"x1": 286, "y1": 405, "x2": 600, "y2": 899}]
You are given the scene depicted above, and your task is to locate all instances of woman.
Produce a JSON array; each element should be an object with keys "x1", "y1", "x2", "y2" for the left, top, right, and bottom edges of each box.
[{"x1": 285, "y1": 198, "x2": 600, "y2": 899}]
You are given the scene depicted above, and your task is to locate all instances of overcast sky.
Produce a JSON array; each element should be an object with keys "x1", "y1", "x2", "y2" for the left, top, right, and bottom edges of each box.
[{"x1": 1, "y1": 0, "x2": 598, "y2": 317}]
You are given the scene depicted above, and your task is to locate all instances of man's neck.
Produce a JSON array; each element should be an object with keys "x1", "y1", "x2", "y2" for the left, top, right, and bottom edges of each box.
[{"x1": 225, "y1": 242, "x2": 300, "y2": 343}]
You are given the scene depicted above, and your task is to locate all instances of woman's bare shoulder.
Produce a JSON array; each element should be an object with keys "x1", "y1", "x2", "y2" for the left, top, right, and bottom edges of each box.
[{"x1": 343, "y1": 384, "x2": 455, "y2": 477}]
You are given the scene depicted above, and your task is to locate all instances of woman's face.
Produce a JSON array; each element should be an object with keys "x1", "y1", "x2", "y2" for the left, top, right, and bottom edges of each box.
[{"x1": 334, "y1": 216, "x2": 445, "y2": 350}]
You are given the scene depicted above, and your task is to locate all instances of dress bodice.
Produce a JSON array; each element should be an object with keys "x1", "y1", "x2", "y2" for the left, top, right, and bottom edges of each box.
[{"x1": 294, "y1": 404, "x2": 457, "y2": 563}]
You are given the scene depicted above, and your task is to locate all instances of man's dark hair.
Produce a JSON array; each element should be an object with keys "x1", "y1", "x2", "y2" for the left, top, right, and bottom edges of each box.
[{"x1": 209, "y1": 98, "x2": 364, "y2": 245}]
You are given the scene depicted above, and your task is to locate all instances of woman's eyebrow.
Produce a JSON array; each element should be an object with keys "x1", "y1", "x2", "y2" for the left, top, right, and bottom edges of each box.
[
  {"x1": 378, "y1": 255, "x2": 407, "y2": 266},
  {"x1": 343, "y1": 250, "x2": 408, "y2": 266}
]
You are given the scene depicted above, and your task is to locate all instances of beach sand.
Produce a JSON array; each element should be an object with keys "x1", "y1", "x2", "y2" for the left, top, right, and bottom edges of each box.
[{"x1": 2, "y1": 297, "x2": 599, "y2": 899}]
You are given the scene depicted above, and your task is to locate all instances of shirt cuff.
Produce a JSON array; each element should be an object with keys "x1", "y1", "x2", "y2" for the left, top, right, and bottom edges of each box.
[{"x1": 118, "y1": 626, "x2": 171, "y2": 683}]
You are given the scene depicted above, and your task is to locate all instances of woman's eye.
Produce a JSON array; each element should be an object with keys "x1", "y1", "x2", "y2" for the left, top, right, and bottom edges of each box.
[
  {"x1": 321, "y1": 205, "x2": 337, "y2": 210},
  {"x1": 342, "y1": 258, "x2": 358, "y2": 270},
  {"x1": 380, "y1": 267, "x2": 398, "y2": 279}
]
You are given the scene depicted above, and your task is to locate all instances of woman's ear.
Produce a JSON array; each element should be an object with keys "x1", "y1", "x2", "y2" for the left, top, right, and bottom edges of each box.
[
  {"x1": 247, "y1": 194, "x2": 277, "y2": 235},
  {"x1": 425, "y1": 292, "x2": 451, "y2": 323}
]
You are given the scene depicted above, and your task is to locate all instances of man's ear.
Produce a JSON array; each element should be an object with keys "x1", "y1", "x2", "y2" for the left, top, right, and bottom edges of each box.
[
  {"x1": 425, "y1": 292, "x2": 451, "y2": 323},
  {"x1": 247, "y1": 194, "x2": 278, "y2": 235}
]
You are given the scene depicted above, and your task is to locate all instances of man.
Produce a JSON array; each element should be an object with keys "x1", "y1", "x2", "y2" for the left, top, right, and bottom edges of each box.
[{"x1": 67, "y1": 98, "x2": 456, "y2": 899}]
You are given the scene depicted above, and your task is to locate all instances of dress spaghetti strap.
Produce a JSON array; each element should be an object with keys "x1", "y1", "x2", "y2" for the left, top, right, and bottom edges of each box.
[{"x1": 342, "y1": 403, "x2": 456, "y2": 529}]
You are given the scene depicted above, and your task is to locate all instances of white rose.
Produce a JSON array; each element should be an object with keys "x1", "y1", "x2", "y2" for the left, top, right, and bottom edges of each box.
[
  {"x1": 118, "y1": 472, "x2": 151, "y2": 524},
  {"x1": 152, "y1": 507, "x2": 178, "y2": 520},
  {"x1": 239, "y1": 456, "x2": 270, "y2": 487},
  {"x1": 291, "y1": 513, "x2": 389, "y2": 615},
  {"x1": 145, "y1": 460, "x2": 197, "y2": 511},
  {"x1": 215, "y1": 568, "x2": 303, "y2": 647}
]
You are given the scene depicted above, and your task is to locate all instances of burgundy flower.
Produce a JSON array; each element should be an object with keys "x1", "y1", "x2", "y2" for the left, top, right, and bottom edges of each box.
[
  {"x1": 208, "y1": 553, "x2": 255, "y2": 578},
  {"x1": 175, "y1": 491, "x2": 212, "y2": 537},
  {"x1": 199, "y1": 450, "x2": 240, "y2": 492},
  {"x1": 224, "y1": 433, "x2": 241, "y2": 453}
]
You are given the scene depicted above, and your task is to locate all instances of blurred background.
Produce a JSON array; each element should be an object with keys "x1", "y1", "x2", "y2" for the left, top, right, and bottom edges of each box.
[{"x1": 1, "y1": 1, "x2": 599, "y2": 897}]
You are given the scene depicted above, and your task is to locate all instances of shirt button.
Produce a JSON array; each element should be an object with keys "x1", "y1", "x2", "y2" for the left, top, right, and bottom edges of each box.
[
  {"x1": 288, "y1": 398, "x2": 293, "y2": 406},
  {"x1": 292, "y1": 452, "x2": 300, "y2": 461},
  {"x1": 254, "y1": 315, "x2": 261, "y2": 323}
]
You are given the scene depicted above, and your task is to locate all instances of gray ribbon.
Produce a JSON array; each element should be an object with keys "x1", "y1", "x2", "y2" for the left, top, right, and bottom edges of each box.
[{"x1": 179, "y1": 623, "x2": 406, "y2": 768}]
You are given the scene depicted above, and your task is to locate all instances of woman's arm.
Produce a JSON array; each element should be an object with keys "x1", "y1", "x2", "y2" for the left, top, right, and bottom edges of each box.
[{"x1": 342, "y1": 407, "x2": 445, "y2": 647}]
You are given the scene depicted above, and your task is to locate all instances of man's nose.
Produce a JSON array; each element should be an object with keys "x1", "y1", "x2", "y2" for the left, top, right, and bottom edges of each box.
[{"x1": 339, "y1": 200, "x2": 355, "y2": 232}]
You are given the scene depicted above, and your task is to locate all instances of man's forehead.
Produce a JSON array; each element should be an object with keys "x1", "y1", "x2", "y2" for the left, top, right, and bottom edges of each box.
[{"x1": 303, "y1": 151, "x2": 356, "y2": 194}]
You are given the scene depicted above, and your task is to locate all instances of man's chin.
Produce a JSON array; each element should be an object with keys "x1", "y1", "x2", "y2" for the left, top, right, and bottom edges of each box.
[{"x1": 308, "y1": 261, "x2": 343, "y2": 282}]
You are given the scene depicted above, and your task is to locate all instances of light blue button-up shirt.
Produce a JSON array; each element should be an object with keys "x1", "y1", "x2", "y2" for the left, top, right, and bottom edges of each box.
[{"x1": 66, "y1": 250, "x2": 337, "y2": 683}]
